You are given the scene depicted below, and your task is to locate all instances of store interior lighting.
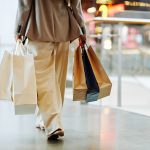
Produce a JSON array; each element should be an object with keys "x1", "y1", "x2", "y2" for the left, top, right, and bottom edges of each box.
[
  {"x1": 87, "y1": 7, "x2": 96, "y2": 13},
  {"x1": 87, "y1": 0, "x2": 96, "y2": 13}
]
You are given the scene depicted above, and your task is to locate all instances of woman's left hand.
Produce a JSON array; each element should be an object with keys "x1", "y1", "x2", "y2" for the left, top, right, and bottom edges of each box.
[{"x1": 79, "y1": 34, "x2": 86, "y2": 46}]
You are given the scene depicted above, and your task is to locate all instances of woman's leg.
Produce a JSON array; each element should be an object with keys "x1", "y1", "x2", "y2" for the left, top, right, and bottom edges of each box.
[
  {"x1": 28, "y1": 41, "x2": 69, "y2": 136},
  {"x1": 35, "y1": 107, "x2": 45, "y2": 130},
  {"x1": 55, "y1": 42, "x2": 70, "y2": 104}
]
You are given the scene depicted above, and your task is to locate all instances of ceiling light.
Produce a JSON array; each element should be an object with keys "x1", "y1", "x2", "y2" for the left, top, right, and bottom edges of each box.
[{"x1": 87, "y1": 7, "x2": 96, "y2": 13}]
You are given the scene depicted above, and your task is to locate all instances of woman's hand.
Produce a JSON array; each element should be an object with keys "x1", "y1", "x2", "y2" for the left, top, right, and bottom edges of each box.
[
  {"x1": 15, "y1": 34, "x2": 22, "y2": 42},
  {"x1": 79, "y1": 34, "x2": 86, "y2": 47}
]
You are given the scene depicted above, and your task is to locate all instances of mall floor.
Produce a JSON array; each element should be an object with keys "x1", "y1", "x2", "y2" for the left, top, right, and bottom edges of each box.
[{"x1": 0, "y1": 97, "x2": 150, "y2": 150}]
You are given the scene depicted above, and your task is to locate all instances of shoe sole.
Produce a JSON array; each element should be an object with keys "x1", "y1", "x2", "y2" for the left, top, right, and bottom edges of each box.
[
  {"x1": 48, "y1": 134, "x2": 59, "y2": 140},
  {"x1": 47, "y1": 129, "x2": 64, "y2": 140}
]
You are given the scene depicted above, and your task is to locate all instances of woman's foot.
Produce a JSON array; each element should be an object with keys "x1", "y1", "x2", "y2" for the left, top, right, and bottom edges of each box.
[
  {"x1": 35, "y1": 123, "x2": 45, "y2": 130},
  {"x1": 47, "y1": 128, "x2": 64, "y2": 140}
]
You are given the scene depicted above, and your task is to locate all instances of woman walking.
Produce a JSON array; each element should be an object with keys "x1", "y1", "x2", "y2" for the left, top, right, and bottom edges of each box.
[{"x1": 15, "y1": 0, "x2": 86, "y2": 140}]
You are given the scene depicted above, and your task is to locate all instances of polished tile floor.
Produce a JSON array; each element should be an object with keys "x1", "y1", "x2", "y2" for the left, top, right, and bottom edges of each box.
[{"x1": 0, "y1": 99, "x2": 150, "y2": 150}]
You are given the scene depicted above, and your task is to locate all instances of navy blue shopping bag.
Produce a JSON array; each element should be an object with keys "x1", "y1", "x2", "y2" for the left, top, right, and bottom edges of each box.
[{"x1": 81, "y1": 45, "x2": 99, "y2": 102}]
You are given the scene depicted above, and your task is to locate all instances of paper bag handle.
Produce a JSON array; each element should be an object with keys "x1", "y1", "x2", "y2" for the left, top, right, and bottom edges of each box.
[{"x1": 15, "y1": 40, "x2": 30, "y2": 56}]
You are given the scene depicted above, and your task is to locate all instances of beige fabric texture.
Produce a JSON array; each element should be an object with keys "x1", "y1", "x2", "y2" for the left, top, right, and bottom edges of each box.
[
  {"x1": 15, "y1": 0, "x2": 85, "y2": 42},
  {"x1": 28, "y1": 40, "x2": 69, "y2": 134}
]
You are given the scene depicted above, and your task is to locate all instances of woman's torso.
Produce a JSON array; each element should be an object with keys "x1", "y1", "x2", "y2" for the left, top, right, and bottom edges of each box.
[{"x1": 27, "y1": 0, "x2": 80, "y2": 42}]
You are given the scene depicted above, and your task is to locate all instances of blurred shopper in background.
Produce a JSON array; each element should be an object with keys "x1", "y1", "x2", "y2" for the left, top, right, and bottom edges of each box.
[{"x1": 15, "y1": 0, "x2": 86, "y2": 140}]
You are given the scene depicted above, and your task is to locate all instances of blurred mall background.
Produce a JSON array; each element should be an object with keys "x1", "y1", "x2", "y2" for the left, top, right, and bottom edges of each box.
[
  {"x1": 0, "y1": 0, "x2": 150, "y2": 149},
  {"x1": 69, "y1": 0, "x2": 150, "y2": 116}
]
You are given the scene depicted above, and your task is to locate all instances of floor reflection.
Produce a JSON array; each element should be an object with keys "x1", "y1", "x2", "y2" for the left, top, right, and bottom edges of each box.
[{"x1": 0, "y1": 99, "x2": 150, "y2": 150}]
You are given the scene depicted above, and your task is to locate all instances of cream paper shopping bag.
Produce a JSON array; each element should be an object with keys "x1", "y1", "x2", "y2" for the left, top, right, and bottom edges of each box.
[
  {"x1": 86, "y1": 46, "x2": 112, "y2": 99},
  {"x1": 73, "y1": 46, "x2": 87, "y2": 101},
  {"x1": 0, "y1": 51, "x2": 13, "y2": 100},
  {"x1": 12, "y1": 41, "x2": 37, "y2": 115}
]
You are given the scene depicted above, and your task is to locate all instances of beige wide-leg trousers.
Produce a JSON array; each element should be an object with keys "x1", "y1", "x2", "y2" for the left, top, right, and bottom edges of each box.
[{"x1": 28, "y1": 40, "x2": 69, "y2": 135}]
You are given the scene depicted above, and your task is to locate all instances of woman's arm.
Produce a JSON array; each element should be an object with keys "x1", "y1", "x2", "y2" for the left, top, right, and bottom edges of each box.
[
  {"x1": 70, "y1": 0, "x2": 86, "y2": 35},
  {"x1": 15, "y1": 0, "x2": 33, "y2": 38}
]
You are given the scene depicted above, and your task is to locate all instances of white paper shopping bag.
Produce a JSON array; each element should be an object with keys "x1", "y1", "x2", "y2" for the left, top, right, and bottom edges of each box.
[
  {"x1": 0, "y1": 51, "x2": 13, "y2": 100},
  {"x1": 12, "y1": 41, "x2": 37, "y2": 115}
]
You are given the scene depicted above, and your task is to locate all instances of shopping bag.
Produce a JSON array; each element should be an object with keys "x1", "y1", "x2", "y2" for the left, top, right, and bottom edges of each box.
[
  {"x1": 0, "y1": 50, "x2": 13, "y2": 100},
  {"x1": 86, "y1": 45, "x2": 112, "y2": 99},
  {"x1": 73, "y1": 46, "x2": 87, "y2": 101},
  {"x1": 12, "y1": 41, "x2": 37, "y2": 115},
  {"x1": 73, "y1": 45, "x2": 112, "y2": 102},
  {"x1": 73, "y1": 45, "x2": 99, "y2": 102},
  {"x1": 81, "y1": 46, "x2": 99, "y2": 102}
]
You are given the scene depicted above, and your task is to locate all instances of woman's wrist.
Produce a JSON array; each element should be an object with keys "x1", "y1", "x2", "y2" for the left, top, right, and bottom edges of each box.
[
  {"x1": 79, "y1": 34, "x2": 86, "y2": 46},
  {"x1": 81, "y1": 26, "x2": 86, "y2": 35}
]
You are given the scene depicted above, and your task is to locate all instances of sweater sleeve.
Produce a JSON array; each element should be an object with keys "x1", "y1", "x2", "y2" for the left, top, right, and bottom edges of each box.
[
  {"x1": 70, "y1": 0, "x2": 86, "y2": 34},
  {"x1": 15, "y1": 0, "x2": 33, "y2": 36}
]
